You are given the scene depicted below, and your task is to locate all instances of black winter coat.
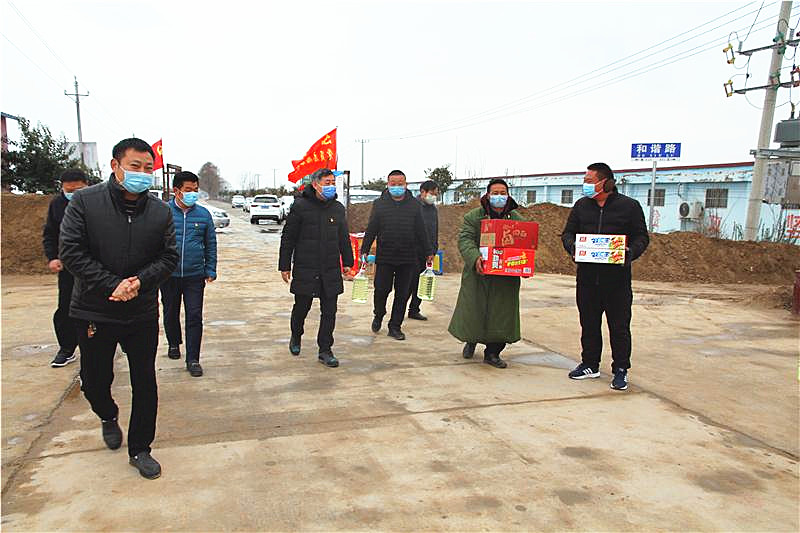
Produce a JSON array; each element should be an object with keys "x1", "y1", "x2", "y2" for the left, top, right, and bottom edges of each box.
[
  {"x1": 361, "y1": 190, "x2": 432, "y2": 265},
  {"x1": 561, "y1": 192, "x2": 649, "y2": 286},
  {"x1": 278, "y1": 187, "x2": 354, "y2": 297},
  {"x1": 59, "y1": 178, "x2": 179, "y2": 324},
  {"x1": 42, "y1": 192, "x2": 69, "y2": 261}
]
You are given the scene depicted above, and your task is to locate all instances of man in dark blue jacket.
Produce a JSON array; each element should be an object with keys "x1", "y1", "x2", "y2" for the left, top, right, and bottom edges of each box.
[
  {"x1": 160, "y1": 171, "x2": 217, "y2": 377},
  {"x1": 42, "y1": 168, "x2": 88, "y2": 367}
]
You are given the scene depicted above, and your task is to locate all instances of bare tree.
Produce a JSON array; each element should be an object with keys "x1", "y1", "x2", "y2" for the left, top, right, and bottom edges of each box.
[{"x1": 198, "y1": 162, "x2": 222, "y2": 199}]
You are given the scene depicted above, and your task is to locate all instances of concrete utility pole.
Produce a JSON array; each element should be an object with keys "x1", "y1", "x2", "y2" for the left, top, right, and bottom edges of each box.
[
  {"x1": 64, "y1": 76, "x2": 89, "y2": 162},
  {"x1": 745, "y1": 1, "x2": 793, "y2": 240},
  {"x1": 355, "y1": 139, "x2": 368, "y2": 186},
  {"x1": 272, "y1": 168, "x2": 277, "y2": 189}
]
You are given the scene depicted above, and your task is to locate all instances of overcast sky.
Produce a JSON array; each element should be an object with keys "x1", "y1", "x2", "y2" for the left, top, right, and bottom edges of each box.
[{"x1": 2, "y1": 1, "x2": 797, "y2": 189}]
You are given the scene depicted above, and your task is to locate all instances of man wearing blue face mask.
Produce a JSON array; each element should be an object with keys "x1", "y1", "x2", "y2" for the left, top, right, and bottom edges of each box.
[
  {"x1": 561, "y1": 162, "x2": 649, "y2": 391},
  {"x1": 59, "y1": 138, "x2": 178, "y2": 479},
  {"x1": 160, "y1": 171, "x2": 217, "y2": 378},
  {"x1": 43, "y1": 168, "x2": 89, "y2": 367},
  {"x1": 279, "y1": 168, "x2": 353, "y2": 368}
]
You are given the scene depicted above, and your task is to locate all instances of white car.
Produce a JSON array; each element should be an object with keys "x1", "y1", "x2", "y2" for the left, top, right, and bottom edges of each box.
[
  {"x1": 198, "y1": 202, "x2": 230, "y2": 229},
  {"x1": 280, "y1": 195, "x2": 295, "y2": 218},
  {"x1": 348, "y1": 188, "x2": 382, "y2": 204},
  {"x1": 231, "y1": 195, "x2": 245, "y2": 208},
  {"x1": 249, "y1": 194, "x2": 283, "y2": 225},
  {"x1": 243, "y1": 196, "x2": 255, "y2": 212}
]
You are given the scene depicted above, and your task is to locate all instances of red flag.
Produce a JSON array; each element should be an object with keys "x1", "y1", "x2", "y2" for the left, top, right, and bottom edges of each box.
[
  {"x1": 152, "y1": 139, "x2": 163, "y2": 171},
  {"x1": 287, "y1": 128, "x2": 337, "y2": 183}
]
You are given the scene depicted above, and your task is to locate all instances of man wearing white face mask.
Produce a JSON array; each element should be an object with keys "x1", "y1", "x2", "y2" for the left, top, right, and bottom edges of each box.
[
  {"x1": 160, "y1": 171, "x2": 217, "y2": 377},
  {"x1": 60, "y1": 138, "x2": 178, "y2": 479},
  {"x1": 408, "y1": 180, "x2": 439, "y2": 321}
]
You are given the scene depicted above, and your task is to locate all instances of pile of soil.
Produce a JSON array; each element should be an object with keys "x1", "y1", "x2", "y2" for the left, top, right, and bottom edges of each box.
[
  {"x1": 347, "y1": 201, "x2": 800, "y2": 286},
  {"x1": 1, "y1": 193, "x2": 51, "y2": 275}
]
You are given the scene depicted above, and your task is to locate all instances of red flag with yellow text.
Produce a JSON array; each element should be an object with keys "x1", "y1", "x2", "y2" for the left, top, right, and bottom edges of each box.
[
  {"x1": 152, "y1": 139, "x2": 163, "y2": 171},
  {"x1": 288, "y1": 128, "x2": 337, "y2": 183}
]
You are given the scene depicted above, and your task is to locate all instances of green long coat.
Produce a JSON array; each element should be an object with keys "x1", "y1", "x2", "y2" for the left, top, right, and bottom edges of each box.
[{"x1": 448, "y1": 206, "x2": 525, "y2": 344}]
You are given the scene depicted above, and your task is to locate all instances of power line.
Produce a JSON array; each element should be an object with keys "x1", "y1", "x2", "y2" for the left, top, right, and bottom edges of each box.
[{"x1": 743, "y1": 1, "x2": 767, "y2": 43}]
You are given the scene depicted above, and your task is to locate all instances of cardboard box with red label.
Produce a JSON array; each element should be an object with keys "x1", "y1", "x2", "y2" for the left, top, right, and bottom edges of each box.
[
  {"x1": 480, "y1": 219, "x2": 539, "y2": 249},
  {"x1": 574, "y1": 233, "x2": 627, "y2": 265},
  {"x1": 479, "y1": 246, "x2": 535, "y2": 277}
]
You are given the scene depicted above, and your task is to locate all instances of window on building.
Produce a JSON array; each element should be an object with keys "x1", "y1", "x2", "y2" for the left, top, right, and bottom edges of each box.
[
  {"x1": 561, "y1": 189, "x2": 573, "y2": 204},
  {"x1": 646, "y1": 188, "x2": 666, "y2": 207},
  {"x1": 527, "y1": 190, "x2": 537, "y2": 205},
  {"x1": 705, "y1": 188, "x2": 728, "y2": 209}
]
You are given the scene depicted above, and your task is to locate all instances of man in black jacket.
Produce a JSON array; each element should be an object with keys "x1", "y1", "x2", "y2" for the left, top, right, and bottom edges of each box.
[
  {"x1": 42, "y1": 169, "x2": 89, "y2": 367},
  {"x1": 60, "y1": 138, "x2": 178, "y2": 479},
  {"x1": 407, "y1": 180, "x2": 439, "y2": 321},
  {"x1": 279, "y1": 168, "x2": 354, "y2": 368},
  {"x1": 361, "y1": 170, "x2": 433, "y2": 341},
  {"x1": 561, "y1": 162, "x2": 649, "y2": 391}
]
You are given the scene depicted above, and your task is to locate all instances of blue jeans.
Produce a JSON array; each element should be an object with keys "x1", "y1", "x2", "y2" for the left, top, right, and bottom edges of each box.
[{"x1": 160, "y1": 276, "x2": 205, "y2": 363}]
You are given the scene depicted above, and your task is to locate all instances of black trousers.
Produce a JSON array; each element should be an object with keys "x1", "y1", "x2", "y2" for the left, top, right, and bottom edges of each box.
[
  {"x1": 291, "y1": 292, "x2": 338, "y2": 353},
  {"x1": 160, "y1": 276, "x2": 205, "y2": 363},
  {"x1": 407, "y1": 258, "x2": 427, "y2": 315},
  {"x1": 576, "y1": 282, "x2": 633, "y2": 371},
  {"x1": 77, "y1": 319, "x2": 159, "y2": 457},
  {"x1": 373, "y1": 263, "x2": 415, "y2": 330},
  {"x1": 54, "y1": 270, "x2": 78, "y2": 355}
]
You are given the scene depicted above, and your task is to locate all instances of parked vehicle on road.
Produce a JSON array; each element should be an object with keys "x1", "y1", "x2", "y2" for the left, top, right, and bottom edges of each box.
[
  {"x1": 348, "y1": 188, "x2": 382, "y2": 204},
  {"x1": 280, "y1": 195, "x2": 295, "y2": 218},
  {"x1": 231, "y1": 195, "x2": 245, "y2": 208},
  {"x1": 198, "y1": 202, "x2": 231, "y2": 229},
  {"x1": 243, "y1": 196, "x2": 255, "y2": 213},
  {"x1": 249, "y1": 194, "x2": 283, "y2": 225}
]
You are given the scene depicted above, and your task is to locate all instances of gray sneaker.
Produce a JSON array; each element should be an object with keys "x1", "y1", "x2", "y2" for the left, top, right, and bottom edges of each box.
[{"x1": 129, "y1": 452, "x2": 161, "y2": 479}]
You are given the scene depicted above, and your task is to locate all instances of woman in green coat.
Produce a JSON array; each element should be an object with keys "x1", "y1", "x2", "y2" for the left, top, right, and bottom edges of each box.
[{"x1": 448, "y1": 178, "x2": 524, "y2": 369}]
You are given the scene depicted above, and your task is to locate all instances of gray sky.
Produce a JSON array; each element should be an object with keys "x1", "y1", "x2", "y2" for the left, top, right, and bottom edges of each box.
[{"x1": 2, "y1": 1, "x2": 796, "y2": 188}]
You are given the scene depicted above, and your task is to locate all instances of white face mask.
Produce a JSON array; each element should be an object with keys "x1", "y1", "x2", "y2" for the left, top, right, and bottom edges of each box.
[{"x1": 423, "y1": 194, "x2": 436, "y2": 205}]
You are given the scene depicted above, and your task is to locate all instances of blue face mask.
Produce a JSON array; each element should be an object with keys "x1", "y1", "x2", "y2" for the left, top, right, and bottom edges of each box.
[
  {"x1": 388, "y1": 186, "x2": 406, "y2": 198},
  {"x1": 64, "y1": 192, "x2": 74, "y2": 201},
  {"x1": 119, "y1": 167, "x2": 153, "y2": 194},
  {"x1": 321, "y1": 185, "x2": 337, "y2": 200},
  {"x1": 489, "y1": 194, "x2": 508, "y2": 208},
  {"x1": 181, "y1": 191, "x2": 199, "y2": 206},
  {"x1": 583, "y1": 180, "x2": 605, "y2": 199}
]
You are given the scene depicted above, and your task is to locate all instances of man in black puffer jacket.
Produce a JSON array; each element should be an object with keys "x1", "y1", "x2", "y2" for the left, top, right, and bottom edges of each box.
[
  {"x1": 360, "y1": 170, "x2": 434, "y2": 341},
  {"x1": 561, "y1": 162, "x2": 649, "y2": 392},
  {"x1": 60, "y1": 138, "x2": 178, "y2": 479},
  {"x1": 279, "y1": 168, "x2": 354, "y2": 368}
]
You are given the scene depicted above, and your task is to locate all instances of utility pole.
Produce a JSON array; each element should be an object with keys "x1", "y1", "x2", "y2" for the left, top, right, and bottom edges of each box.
[
  {"x1": 272, "y1": 168, "x2": 278, "y2": 189},
  {"x1": 64, "y1": 76, "x2": 89, "y2": 163},
  {"x1": 355, "y1": 139, "x2": 368, "y2": 186},
  {"x1": 744, "y1": 1, "x2": 793, "y2": 240}
]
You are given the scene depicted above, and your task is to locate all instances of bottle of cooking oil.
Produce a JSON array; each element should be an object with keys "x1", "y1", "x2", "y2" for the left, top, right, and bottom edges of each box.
[
  {"x1": 351, "y1": 266, "x2": 369, "y2": 303},
  {"x1": 417, "y1": 266, "x2": 437, "y2": 301}
]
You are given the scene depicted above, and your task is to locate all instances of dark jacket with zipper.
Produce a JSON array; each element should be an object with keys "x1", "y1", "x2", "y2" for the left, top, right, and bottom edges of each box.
[
  {"x1": 415, "y1": 196, "x2": 439, "y2": 260},
  {"x1": 560, "y1": 191, "x2": 649, "y2": 286},
  {"x1": 361, "y1": 189, "x2": 433, "y2": 265},
  {"x1": 59, "y1": 177, "x2": 179, "y2": 324},
  {"x1": 168, "y1": 199, "x2": 217, "y2": 279},
  {"x1": 43, "y1": 192, "x2": 70, "y2": 261},
  {"x1": 278, "y1": 186, "x2": 354, "y2": 297}
]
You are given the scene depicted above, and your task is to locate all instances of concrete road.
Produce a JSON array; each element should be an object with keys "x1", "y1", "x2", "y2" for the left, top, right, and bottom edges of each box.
[{"x1": 2, "y1": 203, "x2": 798, "y2": 531}]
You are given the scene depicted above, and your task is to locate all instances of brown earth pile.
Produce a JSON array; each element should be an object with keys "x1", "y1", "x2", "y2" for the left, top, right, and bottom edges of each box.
[
  {"x1": 2, "y1": 193, "x2": 51, "y2": 275},
  {"x1": 347, "y1": 201, "x2": 800, "y2": 286}
]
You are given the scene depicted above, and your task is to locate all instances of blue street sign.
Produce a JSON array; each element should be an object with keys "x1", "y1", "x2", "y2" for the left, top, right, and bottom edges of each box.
[{"x1": 631, "y1": 142, "x2": 681, "y2": 161}]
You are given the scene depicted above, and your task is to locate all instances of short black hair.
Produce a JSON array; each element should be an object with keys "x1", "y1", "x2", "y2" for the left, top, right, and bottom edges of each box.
[
  {"x1": 387, "y1": 170, "x2": 406, "y2": 179},
  {"x1": 112, "y1": 138, "x2": 155, "y2": 161},
  {"x1": 420, "y1": 180, "x2": 438, "y2": 193},
  {"x1": 60, "y1": 168, "x2": 88, "y2": 183},
  {"x1": 486, "y1": 178, "x2": 509, "y2": 193},
  {"x1": 587, "y1": 162, "x2": 614, "y2": 182},
  {"x1": 173, "y1": 171, "x2": 199, "y2": 189},
  {"x1": 310, "y1": 168, "x2": 334, "y2": 182}
]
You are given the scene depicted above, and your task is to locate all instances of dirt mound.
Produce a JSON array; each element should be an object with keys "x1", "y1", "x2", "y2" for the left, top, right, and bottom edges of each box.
[
  {"x1": 2, "y1": 193, "x2": 51, "y2": 275},
  {"x1": 347, "y1": 201, "x2": 800, "y2": 286}
]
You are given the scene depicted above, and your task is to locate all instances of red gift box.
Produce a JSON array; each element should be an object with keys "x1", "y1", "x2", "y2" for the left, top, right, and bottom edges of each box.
[
  {"x1": 479, "y1": 246, "x2": 535, "y2": 277},
  {"x1": 480, "y1": 219, "x2": 539, "y2": 249}
]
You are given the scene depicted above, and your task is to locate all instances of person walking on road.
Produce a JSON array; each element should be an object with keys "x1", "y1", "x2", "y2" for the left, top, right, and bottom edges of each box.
[
  {"x1": 59, "y1": 138, "x2": 178, "y2": 479},
  {"x1": 448, "y1": 179, "x2": 525, "y2": 369},
  {"x1": 279, "y1": 168, "x2": 353, "y2": 368},
  {"x1": 160, "y1": 171, "x2": 217, "y2": 377},
  {"x1": 561, "y1": 162, "x2": 649, "y2": 391},
  {"x1": 407, "y1": 180, "x2": 439, "y2": 321},
  {"x1": 360, "y1": 170, "x2": 433, "y2": 341},
  {"x1": 43, "y1": 169, "x2": 89, "y2": 368}
]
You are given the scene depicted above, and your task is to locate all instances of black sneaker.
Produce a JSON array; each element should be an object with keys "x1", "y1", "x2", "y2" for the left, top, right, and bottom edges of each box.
[
  {"x1": 387, "y1": 329, "x2": 406, "y2": 341},
  {"x1": 483, "y1": 353, "x2": 507, "y2": 369},
  {"x1": 129, "y1": 452, "x2": 161, "y2": 479},
  {"x1": 167, "y1": 346, "x2": 181, "y2": 360},
  {"x1": 408, "y1": 311, "x2": 427, "y2": 321},
  {"x1": 611, "y1": 368, "x2": 628, "y2": 391},
  {"x1": 187, "y1": 361, "x2": 203, "y2": 377},
  {"x1": 371, "y1": 316, "x2": 382, "y2": 333},
  {"x1": 568, "y1": 363, "x2": 600, "y2": 380},
  {"x1": 50, "y1": 351, "x2": 76, "y2": 367},
  {"x1": 462, "y1": 343, "x2": 476, "y2": 359},
  {"x1": 318, "y1": 351, "x2": 339, "y2": 368},
  {"x1": 289, "y1": 335, "x2": 301, "y2": 356},
  {"x1": 101, "y1": 418, "x2": 123, "y2": 450}
]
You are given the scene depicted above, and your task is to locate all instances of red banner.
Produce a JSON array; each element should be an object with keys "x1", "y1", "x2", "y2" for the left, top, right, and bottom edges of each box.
[
  {"x1": 152, "y1": 139, "x2": 163, "y2": 171},
  {"x1": 288, "y1": 128, "x2": 337, "y2": 183}
]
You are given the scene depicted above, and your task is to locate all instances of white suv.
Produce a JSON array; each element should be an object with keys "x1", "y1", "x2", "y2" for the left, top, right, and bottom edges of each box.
[
  {"x1": 231, "y1": 195, "x2": 245, "y2": 208},
  {"x1": 249, "y1": 194, "x2": 283, "y2": 225}
]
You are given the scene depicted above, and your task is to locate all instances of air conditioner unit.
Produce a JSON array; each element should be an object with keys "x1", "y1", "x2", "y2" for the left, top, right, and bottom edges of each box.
[
  {"x1": 678, "y1": 202, "x2": 690, "y2": 218},
  {"x1": 679, "y1": 201, "x2": 705, "y2": 219}
]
